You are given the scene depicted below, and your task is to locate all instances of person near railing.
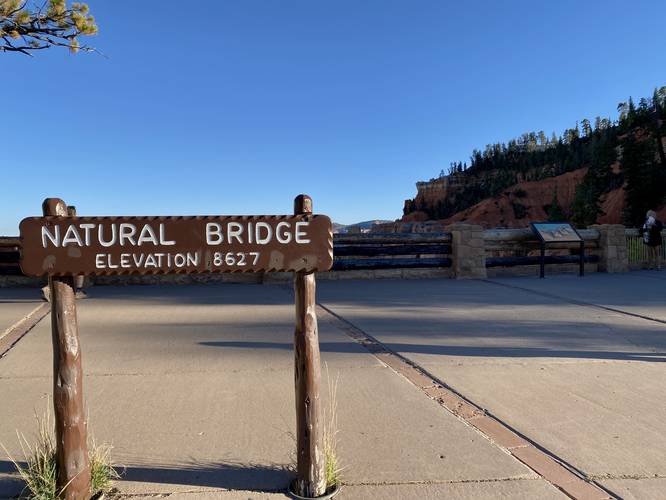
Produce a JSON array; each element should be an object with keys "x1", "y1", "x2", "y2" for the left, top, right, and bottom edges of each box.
[{"x1": 641, "y1": 210, "x2": 663, "y2": 270}]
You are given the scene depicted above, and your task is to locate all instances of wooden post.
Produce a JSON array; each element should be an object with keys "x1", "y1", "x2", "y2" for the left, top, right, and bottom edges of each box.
[
  {"x1": 43, "y1": 198, "x2": 90, "y2": 500},
  {"x1": 67, "y1": 206, "x2": 86, "y2": 292},
  {"x1": 293, "y1": 194, "x2": 326, "y2": 498}
]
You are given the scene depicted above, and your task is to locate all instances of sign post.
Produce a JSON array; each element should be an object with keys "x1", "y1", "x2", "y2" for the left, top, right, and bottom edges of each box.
[
  {"x1": 20, "y1": 195, "x2": 333, "y2": 499},
  {"x1": 293, "y1": 195, "x2": 326, "y2": 497},
  {"x1": 43, "y1": 198, "x2": 91, "y2": 500},
  {"x1": 66, "y1": 205, "x2": 86, "y2": 293}
]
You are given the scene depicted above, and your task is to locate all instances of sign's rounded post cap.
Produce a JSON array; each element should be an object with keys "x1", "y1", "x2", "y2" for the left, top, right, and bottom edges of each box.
[
  {"x1": 294, "y1": 194, "x2": 312, "y2": 215},
  {"x1": 42, "y1": 198, "x2": 67, "y2": 216}
]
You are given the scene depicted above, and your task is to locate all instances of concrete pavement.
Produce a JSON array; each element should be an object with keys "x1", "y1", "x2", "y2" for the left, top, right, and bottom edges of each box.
[
  {"x1": 318, "y1": 273, "x2": 666, "y2": 499},
  {"x1": 0, "y1": 284, "x2": 562, "y2": 499},
  {"x1": 2, "y1": 272, "x2": 662, "y2": 498},
  {"x1": 491, "y1": 270, "x2": 666, "y2": 323}
]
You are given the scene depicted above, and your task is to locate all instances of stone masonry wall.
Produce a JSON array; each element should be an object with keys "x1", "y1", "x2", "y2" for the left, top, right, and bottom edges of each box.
[
  {"x1": 591, "y1": 224, "x2": 629, "y2": 273},
  {"x1": 446, "y1": 223, "x2": 487, "y2": 279}
]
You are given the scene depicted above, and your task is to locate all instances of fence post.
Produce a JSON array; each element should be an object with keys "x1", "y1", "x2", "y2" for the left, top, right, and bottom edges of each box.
[
  {"x1": 590, "y1": 224, "x2": 628, "y2": 273},
  {"x1": 43, "y1": 198, "x2": 90, "y2": 500},
  {"x1": 445, "y1": 223, "x2": 487, "y2": 279},
  {"x1": 293, "y1": 194, "x2": 326, "y2": 497}
]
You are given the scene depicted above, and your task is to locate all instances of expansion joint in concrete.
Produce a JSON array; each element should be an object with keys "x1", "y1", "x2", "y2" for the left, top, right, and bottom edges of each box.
[
  {"x1": 587, "y1": 473, "x2": 666, "y2": 481},
  {"x1": 344, "y1": 477, "x2": 541, "y2": 486},
  {"x1": 0, "y1": 303, "x2": 49, "y2": 359},
  {"x1": 317, "y1": 301, "x2": 617, "y2": 500}
]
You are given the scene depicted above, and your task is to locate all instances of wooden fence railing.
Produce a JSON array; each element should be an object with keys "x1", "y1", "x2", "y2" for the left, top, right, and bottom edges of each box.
[
  {"x1": 4, "y1": 227, "x2": 661, "y2": 278},
  {"x1": 0, "y1": 237, "x2": 21, "y2": 276},
  {"x1": 332, "y1": 233, "x2": 452, "y2": 270}
]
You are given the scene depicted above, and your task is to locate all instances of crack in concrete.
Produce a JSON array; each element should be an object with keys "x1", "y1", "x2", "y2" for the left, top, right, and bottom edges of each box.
[
  {"x1": 588, "y1": 473, "x2": 666, "y2": 480},
  {"x1": 343, "y1": 476, "x2": 542, "y2": 486}
]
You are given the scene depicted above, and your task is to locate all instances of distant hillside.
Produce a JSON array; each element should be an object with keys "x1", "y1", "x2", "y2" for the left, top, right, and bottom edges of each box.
[
  {"x1": 333, "y1": 220, "x2": 392, "y2": 234},
  {"x1": 403, "y1": 87, "x2": 666, "y2": 228}
]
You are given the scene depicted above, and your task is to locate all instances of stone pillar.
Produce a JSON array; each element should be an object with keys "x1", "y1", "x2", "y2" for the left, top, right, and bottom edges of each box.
[
  {"x1": 446, "y1": 223, "x2": 487, "y2": 279},
  {"x1": 590, "y1": 224, "x2": 628, "y2": 273}
]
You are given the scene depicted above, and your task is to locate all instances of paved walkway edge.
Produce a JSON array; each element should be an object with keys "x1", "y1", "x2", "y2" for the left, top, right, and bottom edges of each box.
[
  {"x1": 317, "y1": 302, "x2": 616, "y2": 500},
  {"x1": 0, "y1": 303, "x2": 49, "y2": 359}
]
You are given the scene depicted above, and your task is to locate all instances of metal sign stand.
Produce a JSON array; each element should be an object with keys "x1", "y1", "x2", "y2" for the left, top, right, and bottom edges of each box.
[{"x1": 531, "y1": 222, "x2": 584, "y2": 279}]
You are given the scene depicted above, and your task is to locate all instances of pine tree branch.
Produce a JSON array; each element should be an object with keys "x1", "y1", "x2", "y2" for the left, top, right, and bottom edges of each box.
[{"x1": 1, "y1": 1, "x2": 97, "y2": 55}]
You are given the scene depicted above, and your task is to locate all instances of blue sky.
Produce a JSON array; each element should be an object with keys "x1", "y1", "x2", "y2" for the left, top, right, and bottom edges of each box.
[{"x1": 3, "y1": 0, "x2": 666, "y2": 233}]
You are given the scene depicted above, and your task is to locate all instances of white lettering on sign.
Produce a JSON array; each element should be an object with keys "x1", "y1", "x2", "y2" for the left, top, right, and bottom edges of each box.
[
  {"x1": 255, "y1": 222, "x2": 272, "y2": 245},
  {"x1": 276, "y1": 222, "x2": 292, "y2": 244},
  {"x1": 62, "y1": 225, "x2": 84, "y2": 247},
  {"x1": 204, "y1": 221, "x2": 311, "y2": 246},
  {"x1": 159, "y1": 224, "x2": 176, "y2": 246},
  {"x1": 206, "y1": 223, "x2": 223, "y2": 245},
  {"x1": 137, "y1": 225, "x2": 158, "y2": 246},
  {"x1": 41, "y1": 226, "x2": 60, "y2": 248},
  {"x1": 41, "y1": 223, "x2": 177, "y2": 248},
  {"x1": 40, "y1": 221, "x2": 313, "y2": 248},
  {"x1": 213, "y1": 252, "x2": 260, "y2": 266},
  {"x1": 99, "y1": 225, "x2": 117, "y2": 247},
  {"x1": 295, "y1": 221, "x2": 311, "y2": 244},
  {"x1": 80, "y1": 224, "x2": 96, "y2": 246},
  {"x1": 227, "y1": 222, "x2": 243, "y2": 244},
  {"x1": 119, "y1": 224, "x2": 137, "y2": 246},
  {"x1": 95, "y1": 252, "x2": 200, "y2": 270}
]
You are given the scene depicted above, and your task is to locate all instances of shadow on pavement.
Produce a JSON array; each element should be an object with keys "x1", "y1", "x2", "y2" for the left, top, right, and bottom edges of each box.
[
  {"x1": 0, "y1": 459, "x2": 293, "y2": 494},
  {"x1": 199, "y1": 340, "x2": 666, "y2": 362}
]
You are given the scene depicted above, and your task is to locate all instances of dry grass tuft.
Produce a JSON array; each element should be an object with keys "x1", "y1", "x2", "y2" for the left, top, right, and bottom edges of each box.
[
  {"x1": 3, "y1": 411, "x2": 57, "y2": 500},
  {"x1": 323, "y1": 365, "x2": 343, "y2": 492},
  {"x1": 89, "y1": 440, "x2": 120, "y2": 496},
  {"x1": 2, "y1": 403, "x2": 120, "y2": 500}
]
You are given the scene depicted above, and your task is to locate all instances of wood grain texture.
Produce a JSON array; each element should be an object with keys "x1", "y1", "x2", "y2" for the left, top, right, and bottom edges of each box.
[
  {"x1": 44, "y1": 198, "x2": 90, "y2": 500},
  {"x1": 334, "y1": 232, "x2": 452, "y2": 243},
  {"x1": 333, "y1": 243, "x2": 451, "y2": 257},
  {"x1": 333, "y1": 256, "x2": 452, "y2": 270},
  {"x1": 293, "y1": 194, "x2": 326, "y2": 497}
]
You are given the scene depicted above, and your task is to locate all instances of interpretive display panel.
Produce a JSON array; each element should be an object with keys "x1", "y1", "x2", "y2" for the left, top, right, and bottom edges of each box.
[
  {"x1": 531, "y1": 222, "x2": 582, "y2": 243},
  {"x1": 530, "y1": 221, "x2": 584, "y2": 278}
]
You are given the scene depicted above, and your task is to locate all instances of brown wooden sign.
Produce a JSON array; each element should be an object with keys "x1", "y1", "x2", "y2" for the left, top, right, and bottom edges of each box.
[
  {"x1": 29, "y1": 196, "x2": 329, "y2": 500},
  {"x1": 19, "y1": 215, "x2": 333, "y2": 276}
]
